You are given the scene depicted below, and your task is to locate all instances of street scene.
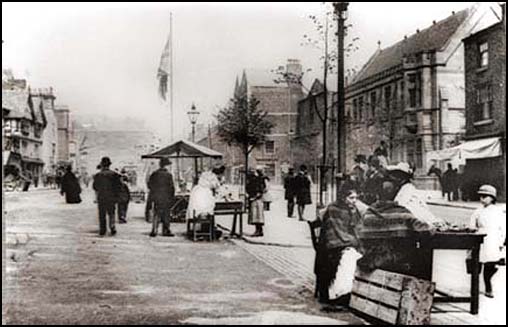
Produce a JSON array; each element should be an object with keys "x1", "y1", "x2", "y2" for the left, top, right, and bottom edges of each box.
[{"x1": 2, "y1": 2, "x2": 506, "y2": 325}]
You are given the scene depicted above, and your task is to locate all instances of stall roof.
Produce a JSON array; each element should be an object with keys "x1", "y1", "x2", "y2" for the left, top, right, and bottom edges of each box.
[
  {"x1": 141, "y1": 139, "x2": 223, "y2": 159},
  {"x1": 426, "y1": 137, "x2": 502, "y2": 166}
]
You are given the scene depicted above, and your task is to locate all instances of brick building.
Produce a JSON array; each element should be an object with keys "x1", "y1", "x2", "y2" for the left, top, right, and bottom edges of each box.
[
  {"x1": 462, "y1": 20, "x2": 506, "y2": 201},
  {"x1": 343, "y1": 5, "x2": 499, "y2": 189}
]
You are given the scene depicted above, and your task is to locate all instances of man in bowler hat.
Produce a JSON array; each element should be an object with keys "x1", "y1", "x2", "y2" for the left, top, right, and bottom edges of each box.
[
  {"x1": 148, "y1": 157, "x2": 175, "y2": 237},
  {"x1": 93, "y1": 157, "x2": 121, "y2": 236}
]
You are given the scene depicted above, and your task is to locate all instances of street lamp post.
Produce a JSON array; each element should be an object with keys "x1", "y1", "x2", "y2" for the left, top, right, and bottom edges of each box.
[
  {"x1": 187, "y1": 103, "x2": 200, "y2": 184},
  {"x1": 334, "y1": 2, "x2": 349, "y2": 198}
]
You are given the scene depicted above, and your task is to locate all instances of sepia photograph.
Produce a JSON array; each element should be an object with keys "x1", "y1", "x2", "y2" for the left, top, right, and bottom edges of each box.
[{"x1": 2, "y1": 2, "x2": 506, "y2": 325}]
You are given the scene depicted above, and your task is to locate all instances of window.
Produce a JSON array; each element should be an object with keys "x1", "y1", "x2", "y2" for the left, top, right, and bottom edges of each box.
[
  {"x1": 476, "y1": 84, "x2": 493, "y2": 121},
  {"x1": 358, "y1": 96, "x2": 364, "y2": 121},
  {"x1": 370, "y1": 91, "x2": 377, "y2": 118},
  {"x1": 384, "y1": 86, "x2": 392, "y2": 114},
  {"x1": 408, "y1": 73, "x2": 422, "y2": 108},
  {"x1": 400, "y1": 81, "x2": 405, "y2": 105},
  {"x1": 265, "y1": 140, "x2": 275, "y2": 154},
  {"x1": 309, "y1": 101, "x2": 315, "y2": 124},
  {"x1": 416, "y1": 138, "x2": 423, "y2": 169},
  {"x1": 353, "y1": 99, "x2": 358, "y2": 121},
  {"x1": 479, "y1": 42, "x2": 489, "y2": 67}
]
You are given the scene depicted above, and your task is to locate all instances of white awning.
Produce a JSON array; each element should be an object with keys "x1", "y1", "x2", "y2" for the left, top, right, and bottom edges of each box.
[{"x1": 426, "y1": 137, "x2": 502, "y2": 166}]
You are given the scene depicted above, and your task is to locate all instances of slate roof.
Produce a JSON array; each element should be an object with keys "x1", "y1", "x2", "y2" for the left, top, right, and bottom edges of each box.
[
  {"x1": 352, "y1": 8, "x2": 470, "y2": 84},
  {"x1": 2, "y1": 89, "x2": 32, "y2": 120}
]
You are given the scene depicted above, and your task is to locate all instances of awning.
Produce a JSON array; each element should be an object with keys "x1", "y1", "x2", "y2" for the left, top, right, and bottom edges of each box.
[
  {"x1": 426, "y1": 137, "x2": 502, "y2": 166},
  {"x1": 141, "y1": 139, "x2": 223, "y2": 159}
]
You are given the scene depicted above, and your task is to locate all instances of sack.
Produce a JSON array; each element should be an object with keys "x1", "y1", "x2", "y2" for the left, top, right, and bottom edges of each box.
[{"x1": 465, "y1": 258, "x2": 482, "y2": 274}]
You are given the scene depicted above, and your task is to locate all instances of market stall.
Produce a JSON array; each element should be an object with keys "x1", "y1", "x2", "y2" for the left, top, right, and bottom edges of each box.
[
  {"x1": 358, "y1": 206, "x2": 485, "y2": 315},
  {"x1": 141, "y1": 139, "x2": 224, "y2": 221}
]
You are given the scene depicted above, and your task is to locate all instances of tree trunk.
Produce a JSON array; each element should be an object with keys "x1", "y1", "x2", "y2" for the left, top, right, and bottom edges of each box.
[{"x1": 244, "y1": 145, "x2": 249, "y2": 210}]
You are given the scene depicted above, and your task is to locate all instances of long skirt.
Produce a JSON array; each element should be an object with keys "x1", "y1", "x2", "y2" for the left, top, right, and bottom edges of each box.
[{"x1": 248, "y1": 199, "x2": 264, "y2": 225}]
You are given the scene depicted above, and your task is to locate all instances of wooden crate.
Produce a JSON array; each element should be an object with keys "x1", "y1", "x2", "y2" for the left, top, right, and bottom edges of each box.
[{"x1": 350, "y1": 269, "x2": 435, "y2": 325}]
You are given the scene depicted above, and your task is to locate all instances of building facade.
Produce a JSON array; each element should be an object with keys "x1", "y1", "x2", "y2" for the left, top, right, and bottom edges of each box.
[
  {"x1": 462, "y1": 20, "x2": 506, "y2": 201},
  {"x1": 54, "y1": 105, "x2": 72, "y2": 164},
  {"x1": 232, "y1": 59, "x2": 304, "y2": 183},
  {"x1": 32, "y1": 89, "x2": 58, "y2": 176},
  {"x1": 2, "y1": 83, "x2": 46, "y2": 183},
  {"x1": 292, "y1": 79, "x2": 338, "y2": 186},
  {"x1": 344, "y1": 5, "x2": 499, "y2": 188}
]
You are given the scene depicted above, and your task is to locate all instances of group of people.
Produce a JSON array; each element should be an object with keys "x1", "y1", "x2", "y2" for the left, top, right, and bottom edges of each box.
[
  {"x1": 428, "y1": 162, "x2": 462, "y2": 201},
  {"x1": 313, "y1": 150, "x2": 506, "y2": 306},
  {"x1": 283, "y1": 165, "x2": 313, "y2": 221}
]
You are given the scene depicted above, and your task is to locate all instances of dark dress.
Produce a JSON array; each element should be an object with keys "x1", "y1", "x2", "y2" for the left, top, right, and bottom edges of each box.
[
  {"x1": 61, "y1": 171, "x2": 82, "y2": 204},
  {"x1": 315, "y1": 200, "x2": 363, "y2": 302},
  {"x1": 294, "y1": 173, "x2": 312, "y2": 205}
]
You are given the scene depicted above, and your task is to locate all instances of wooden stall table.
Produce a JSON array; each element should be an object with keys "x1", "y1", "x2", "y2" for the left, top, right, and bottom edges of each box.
[
  {"x1": 359, "y1": 231, "x2": 485, "y2": 314},
  {"x1": 214, "y1": 201, "x2": 244, "y2": 238}
]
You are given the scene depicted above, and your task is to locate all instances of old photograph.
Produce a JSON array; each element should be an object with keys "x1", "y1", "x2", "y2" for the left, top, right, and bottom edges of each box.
[{"x1": 2, "y1": 2, "x2": 506, "y2": 325}]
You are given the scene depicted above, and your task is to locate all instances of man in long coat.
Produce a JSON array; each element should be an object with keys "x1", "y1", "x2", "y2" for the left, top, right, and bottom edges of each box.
[
  {"x1": 148, "y1": 157, "x2": 175, "y2": 237},
  {"x1": 60, "y1": 165, "x2": 82, "y2": 204},
  {"x1": 93, "y1": 157, "x2": 121, "y2": 236},
  {"x1": 284, "y1": 168, "x2": 296, "y2": 218}
]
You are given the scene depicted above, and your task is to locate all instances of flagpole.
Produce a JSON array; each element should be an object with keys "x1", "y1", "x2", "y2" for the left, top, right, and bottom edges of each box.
[
  {"x1": 170, "y1": 12, "x2": 181, "y2": 185},
  {"x1": 170, "y1": 12, "x2": 174, "y2": 143}
]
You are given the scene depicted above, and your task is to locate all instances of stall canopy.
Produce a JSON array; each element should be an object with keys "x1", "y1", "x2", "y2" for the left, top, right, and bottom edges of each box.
[
  {"x1": 141, "y1": 139, "x2": 223, "y2": 159},
  {"x1": 426, "y1": 137, "x2": 502, "y2": 166}
]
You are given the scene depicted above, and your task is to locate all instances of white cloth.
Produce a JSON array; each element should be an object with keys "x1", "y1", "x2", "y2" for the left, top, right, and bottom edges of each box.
[
  {"x1": 186, "y1": 171, "x2": 221, "y2": 220},
  {"x1": 328, "y1": 247, "x2": 363, "y2": 300},
  {"x1": 469, "y1": 205, "x2": 506, "y2": 263},
  {"x1": 394, "y1": 183, "x2": 443, "y2": 224}
]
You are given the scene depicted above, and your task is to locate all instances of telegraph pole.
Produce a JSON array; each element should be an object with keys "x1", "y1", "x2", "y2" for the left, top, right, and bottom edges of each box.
[{"x1": 334, "y1": 2, "x2": 349, "y2": 195}]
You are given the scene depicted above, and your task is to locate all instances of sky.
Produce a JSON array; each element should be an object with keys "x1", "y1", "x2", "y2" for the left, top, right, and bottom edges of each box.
[{"x1": 3, "y1": 2, "x2": 493, "y2": 141}]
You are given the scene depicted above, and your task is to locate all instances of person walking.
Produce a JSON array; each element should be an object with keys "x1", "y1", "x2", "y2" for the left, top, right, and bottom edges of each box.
[
  {"x1": 469, "y1": 185, "x2": 506, "y2": 298},
  {"x1": 442, "y1": 163, "x2": 455, "y2": 201},
  {"x1": 93, "y1": 157, "x2": 120, "y2": 236},
  {"x1": 247, "y1": 169, "x2": 265, "y2": 237},
  {"x1": 148, "y1": 157, "x2": 175, "y2": 237},
  {"x1": 60, "y1": 165, "x2": 82, "y2": 204},
  {"x1": 284, "y1": 167, "x2": 296, "y2": 218},
  {"x1": 117, "y1": 174, "x2": 131, "y2": 224},
  {"x1": 294, "y1": 165, "x2": 312, "y2": 221}
]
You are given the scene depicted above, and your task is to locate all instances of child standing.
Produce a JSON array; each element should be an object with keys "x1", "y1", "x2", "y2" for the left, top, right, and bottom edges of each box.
[
  {"x1": 117, "y1": 175, "x2": 131, "y2": 224},
  {"x1": 469, "y1": 185, "x2": 506, "y2": 298}
]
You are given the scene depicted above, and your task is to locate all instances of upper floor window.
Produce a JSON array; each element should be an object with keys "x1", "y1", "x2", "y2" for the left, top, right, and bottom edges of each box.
[
  {"x1": 384, "y1": 86, "x2": 392, "y2": 114},
  {"x1": 358, "y1": 96, "x2": 364, "y2": 121},
  {"x1": 265, "y1": 140, "x2": 275, "y2": 154},
  {"x1": 476, "y1": 84, "x2": 493, "y2": 121},
  {"x1": 479, "y1": 42, "x2": 489, "y2": 68},
  {"x1": 370, "y1": 91, "x2": 377, "y2": 118},
  {"x1": 408, "y1": 72, "x2": 422, "y2": 108},
  {"x1": 352, "y1": 98, "x2": 358, "y2": 121}
]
